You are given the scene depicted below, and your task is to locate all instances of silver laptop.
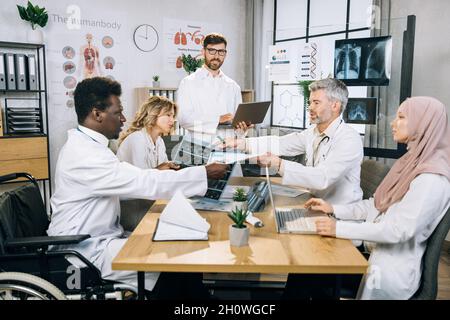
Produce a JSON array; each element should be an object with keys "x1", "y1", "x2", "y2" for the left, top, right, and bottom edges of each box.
[{"x1": 265, "y1": 167, "x2": 318, "y2": 234}]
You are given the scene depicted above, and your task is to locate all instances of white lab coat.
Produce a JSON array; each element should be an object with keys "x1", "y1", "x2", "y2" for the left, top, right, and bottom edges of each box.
[
  {"x1": 246, "y1": 117, "x2": 364, "y2": 204},
  {"x1": 116, "y1": 128, "x2": 167, "y2": 169},
  {"x1": 334, "y1": 173, "x2": 450, "y2": 299},
  {"x1": 177, "y1": 67, "x2": 242, "y2": 136},
  {"x1": 47, "y1": 126, "x2": 208, "y2": 290},
  {"x1": 177, "y1": 66, "x2": 243, "y2": 176}
]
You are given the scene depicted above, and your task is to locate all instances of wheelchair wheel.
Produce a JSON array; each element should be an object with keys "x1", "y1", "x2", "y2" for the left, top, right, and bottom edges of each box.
[{"x1": 0, "y1": 272, "x2": 67, "y2": 300}]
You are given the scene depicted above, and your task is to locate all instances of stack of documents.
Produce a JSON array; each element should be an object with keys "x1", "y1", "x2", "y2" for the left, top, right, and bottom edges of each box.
[{"x1": 153, "y1": 191, "x2": 210, "y2": 241}]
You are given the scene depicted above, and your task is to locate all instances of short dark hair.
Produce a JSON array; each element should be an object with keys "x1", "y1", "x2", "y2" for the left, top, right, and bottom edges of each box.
[
  {"x1": 74, "y1": 77, "x2": 122, "y2": 123},
  {"x1": 203, "y1": 33, "x2": 227, "y2": 48}
]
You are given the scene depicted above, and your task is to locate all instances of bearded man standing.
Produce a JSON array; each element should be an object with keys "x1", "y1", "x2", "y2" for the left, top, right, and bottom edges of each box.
[{"x1": 177, "y1": 33, "x2": 244, "y2": 140}]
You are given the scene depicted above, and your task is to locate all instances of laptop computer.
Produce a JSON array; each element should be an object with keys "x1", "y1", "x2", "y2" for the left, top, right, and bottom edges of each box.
[
  {"x1": 173, "y1": 135, "x2": 234, "y2": 201},
  {"x1": 265, "y1": 167, "x2": 319, "y2": 234},
  {"x1": 217, "y1": 101, "x2": 271, "y2": 129}
]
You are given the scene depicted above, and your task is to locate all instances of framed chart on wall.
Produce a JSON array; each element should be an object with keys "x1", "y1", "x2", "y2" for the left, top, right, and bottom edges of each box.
[{"x1": 271, "y1": 84, "x2": 306, "y2": 129}]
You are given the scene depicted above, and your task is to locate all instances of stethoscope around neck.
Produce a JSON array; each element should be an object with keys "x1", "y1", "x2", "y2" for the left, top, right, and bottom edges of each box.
[{"x1": 311, "y1": 119, "x2": 343, "y2": 166}]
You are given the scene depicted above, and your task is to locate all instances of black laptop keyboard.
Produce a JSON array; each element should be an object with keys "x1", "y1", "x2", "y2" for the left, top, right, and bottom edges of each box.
[{"x1": 173, "y1": 137, "x2": 234, "y2": 200}]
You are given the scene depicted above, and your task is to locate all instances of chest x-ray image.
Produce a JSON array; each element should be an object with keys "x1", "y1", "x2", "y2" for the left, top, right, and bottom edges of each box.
[
  {"x1": 334, "y1": 36, "x2": 392, "y2": 86},
  {"x1": 343, "y1": 98, "x2": 377, "y2": 124},
  {"x1": 335, "y1": 44, "x2": 361, "y2": 79},
  {"x1": 365, "y1": 39, "x2": 392, "y2": 80}
]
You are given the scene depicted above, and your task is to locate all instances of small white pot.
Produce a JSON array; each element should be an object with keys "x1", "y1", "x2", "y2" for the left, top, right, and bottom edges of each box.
[
  {"x1": 233, "y1": 201, "x2": 248, "y2": 212},
  {"x1": 27, "y1": 28, "x2": 44, "y2": 44},
  {"x1": 229, "y1": 225, "x2": 249, "y2": 247},
  {"x1": 152, "y1": 81, "x2": 160, "y2": 88}
]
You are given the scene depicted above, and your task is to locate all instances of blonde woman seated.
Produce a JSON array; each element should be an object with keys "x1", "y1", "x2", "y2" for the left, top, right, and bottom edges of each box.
[
  {"x1": 302, "y1": 97, "x2": 450, "y2": 299},
  {"x1": 117, "y1": 96, "x2": 179, "y2": 170}
]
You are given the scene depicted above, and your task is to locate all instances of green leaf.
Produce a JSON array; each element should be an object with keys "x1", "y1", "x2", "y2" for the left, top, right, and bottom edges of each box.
[
  {"x1": 17, "y1": 5, "x2": 29, "y2": 21},
  {"x1": 36, "y1": 13, "x2": 48, "y2": 27},
  {"x1": 181, "y1": 54, "x2": 203, "y2": 74},
  {"x1": 233, "y1": 187, "x2": 247, "y2": 201},
  {"x1": 37, "y1": 6, "x2": 45, "y2": 15},
  {"x1": 17, "y1": 1, "x2": 48, "y2": 28},
  {"x1": 228, "y1": 207, "x2": 249, "y2": 228}
]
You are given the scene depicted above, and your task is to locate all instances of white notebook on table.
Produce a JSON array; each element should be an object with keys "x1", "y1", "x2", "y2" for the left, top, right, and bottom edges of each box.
[{"x1": 152, "y1": 191, "x2": 210, "y2": 241}]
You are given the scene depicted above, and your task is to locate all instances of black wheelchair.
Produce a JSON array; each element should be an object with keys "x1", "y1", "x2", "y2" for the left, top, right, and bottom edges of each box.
[{"x1": 0, "y1": 172, "x2": 137, "y2": 300}]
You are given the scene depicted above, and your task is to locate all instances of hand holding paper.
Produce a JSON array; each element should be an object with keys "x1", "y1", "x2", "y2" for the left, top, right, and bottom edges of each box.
[{"x1": 208, "y1": 151, "x2": 260, "y2": 164}]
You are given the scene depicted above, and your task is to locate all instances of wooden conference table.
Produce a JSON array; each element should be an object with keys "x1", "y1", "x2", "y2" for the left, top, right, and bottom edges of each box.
[{"x1": 112, "y1": 177, "x2": 369, "y2": 299}]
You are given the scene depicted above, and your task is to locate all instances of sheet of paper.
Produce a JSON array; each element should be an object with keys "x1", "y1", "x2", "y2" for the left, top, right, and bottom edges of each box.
[
  {"x1": 153, "y1": 220, "x2": 208, "y2": 241},
  {"x1": 271, "y1": 184, "x2": 308, "y2": 198},
  {"x1": 207, "y1": 151, "x2": 260, "y2": 164},
  {"x1": 220, "y1": 185, "x2": 251, "y2": 199},
  {"x1": 160, "y1": 191, "x2": 210, "y2": 233}
]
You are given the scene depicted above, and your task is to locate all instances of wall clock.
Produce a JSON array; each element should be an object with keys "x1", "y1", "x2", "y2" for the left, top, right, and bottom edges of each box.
[{"x1": 133, "y1": 24, "x2": 159, "y2": 52}]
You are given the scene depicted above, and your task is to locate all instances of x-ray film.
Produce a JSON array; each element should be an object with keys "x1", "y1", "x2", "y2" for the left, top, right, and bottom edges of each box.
[
  {"x1": 334, "y1": 36, "x2": 392, "y2": 86},
  {"x1": 343, "y1": 97, "x2": 377, "y2": 124}
]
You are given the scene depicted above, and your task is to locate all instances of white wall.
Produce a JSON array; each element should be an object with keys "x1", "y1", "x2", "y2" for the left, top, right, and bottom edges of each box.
[
  {"x1": 390, "y1": 0, "x2": 450, "y2": 119},
  {"x1": 0, "y1": 0, "x2": 248, "y2": 191}
]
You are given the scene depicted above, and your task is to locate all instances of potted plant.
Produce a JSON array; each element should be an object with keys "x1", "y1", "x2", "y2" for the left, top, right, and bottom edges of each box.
[
  {"x1": 17, "y1": 1, "x2": 48, "y2": 44},
  {"x1": 227, "y1": 207, "x2": 250, "y2": 247},
  {"x1": 297, "y1": 80, "x2": 314, "y2": 108},
  {"x1": 233, "y1": 187, "x2": 248, "y2": 212},
  {"x1": 181, "y1": 54, "x2": 204, "y2": 74},
  {"x1": 152, "y1": 75, "x2": 160, "y2": 88}
]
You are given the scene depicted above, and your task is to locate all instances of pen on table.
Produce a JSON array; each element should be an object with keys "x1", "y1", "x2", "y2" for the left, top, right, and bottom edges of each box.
[{"x1": 217, "y1": 135, "x2": 225, "y2": 144}]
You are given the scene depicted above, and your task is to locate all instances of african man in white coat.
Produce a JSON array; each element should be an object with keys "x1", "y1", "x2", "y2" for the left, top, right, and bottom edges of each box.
[{"x1": 47, "y1": 77, "x2": 228, "y2": 299}]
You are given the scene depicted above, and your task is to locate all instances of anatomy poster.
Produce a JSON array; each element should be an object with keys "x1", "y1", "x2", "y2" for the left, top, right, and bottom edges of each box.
[
  {"x1": 44, "y1": 7, "x2": 127, "y2": 181},
  {"x1": 163, "y1": 18, "x2": 222, "y2": 72},
  {"x1": 46, "y1": 10, "x2": 127, "y2": 113}
]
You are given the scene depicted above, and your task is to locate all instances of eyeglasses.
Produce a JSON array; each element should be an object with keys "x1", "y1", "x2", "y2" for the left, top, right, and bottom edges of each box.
[{"x1": 206, "y1": 48, "x2": 227, "y2": 56}]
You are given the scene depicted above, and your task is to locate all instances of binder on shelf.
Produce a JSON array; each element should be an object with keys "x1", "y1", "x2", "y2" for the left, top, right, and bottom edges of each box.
[
  {"x1": 15, "y1": 54, "x2": 27, "y2": 90},
  {"x1": 0, "y1": 53, "x2": 6, "y2": 90},
  {"x1": 26, "y1": 54, "x2": 37, "y2": 90},
  {"x1": 0, "y1": 103, "x2": 4, "y2": 137},
  {"x1": 5, "y1": 53, "x2": 16, "y2": 90}
]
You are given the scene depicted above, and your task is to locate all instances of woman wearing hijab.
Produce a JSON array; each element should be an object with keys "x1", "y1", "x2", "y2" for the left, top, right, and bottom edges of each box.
[{"x1": 305, "y1": 96, "x2": 450, "y2": 299}]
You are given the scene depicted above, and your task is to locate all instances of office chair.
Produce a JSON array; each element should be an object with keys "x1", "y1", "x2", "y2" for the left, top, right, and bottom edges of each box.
[
  {"x1": 360, "y1": 159, "x2": 391, "y2": 199},
  {"x1": 411, "y1": 206, "x2": 450, "y2": 300}
]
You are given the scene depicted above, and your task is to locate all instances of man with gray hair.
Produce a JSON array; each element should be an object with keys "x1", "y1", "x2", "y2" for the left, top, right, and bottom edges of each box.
[{"x1": 221, "y1": 78, "x2": 363, "y2": 205}]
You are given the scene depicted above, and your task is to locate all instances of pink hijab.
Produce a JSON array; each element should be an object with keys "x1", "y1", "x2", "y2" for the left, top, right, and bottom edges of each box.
[{"x1": 374, "y1": 97, "x2": 450, "y2": 213}]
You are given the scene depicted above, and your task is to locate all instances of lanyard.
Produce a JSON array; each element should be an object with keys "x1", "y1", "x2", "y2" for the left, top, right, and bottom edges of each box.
[{"x1": 77, "y1": 127, "x2": 100, "y2": 143}]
